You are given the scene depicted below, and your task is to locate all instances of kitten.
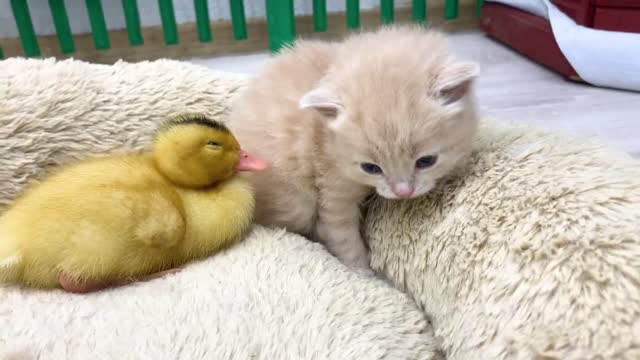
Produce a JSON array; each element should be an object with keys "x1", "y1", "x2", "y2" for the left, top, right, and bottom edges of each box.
[{"x1": 226, "y1": 25, "x2": 480, "y2": 270}]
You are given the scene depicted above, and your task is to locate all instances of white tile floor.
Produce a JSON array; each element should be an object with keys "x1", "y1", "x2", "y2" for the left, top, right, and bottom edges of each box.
[{"x1": 187, "y1": 31, "x2": 640, "y2": 157}]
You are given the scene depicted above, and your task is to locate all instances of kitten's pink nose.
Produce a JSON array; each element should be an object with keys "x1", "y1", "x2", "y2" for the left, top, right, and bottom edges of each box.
[{"x1": 392, "y1": 182, "x2": 415, "y2": 198}]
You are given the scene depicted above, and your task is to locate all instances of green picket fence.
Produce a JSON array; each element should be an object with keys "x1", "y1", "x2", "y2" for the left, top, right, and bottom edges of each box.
[{"x1": 1, "y1": 0, "x2": 484, "y2": 60}]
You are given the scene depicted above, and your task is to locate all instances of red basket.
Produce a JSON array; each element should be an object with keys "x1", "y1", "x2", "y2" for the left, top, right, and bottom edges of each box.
[{"x1": 480, "y1": 0, "x2": 640, "y2": 81}]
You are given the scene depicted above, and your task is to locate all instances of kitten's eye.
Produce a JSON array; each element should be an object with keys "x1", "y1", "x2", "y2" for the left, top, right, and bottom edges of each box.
[
  {"x1": 207, "y1": 141, "x2": 221, "y2": 147},
  {"x1": 361, "y1": 162, "x2": 383, "y2": 175},
  {"x1": 416, "y1": 155, "x2": 438, "y2": 169}
]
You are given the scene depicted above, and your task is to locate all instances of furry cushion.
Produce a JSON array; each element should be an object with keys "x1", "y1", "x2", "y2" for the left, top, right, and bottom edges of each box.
[
  {"x1": 2, "y1": 57, "x2": 639, "y2": 360},
  {"x1": 366, "y1": 121, "x2": 640, "y2": 359},
  {"x1": 0, "y1": 59, "x2": 439, "y2": 359}
]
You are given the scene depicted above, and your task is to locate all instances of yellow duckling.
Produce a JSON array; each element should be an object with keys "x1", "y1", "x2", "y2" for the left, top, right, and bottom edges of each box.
[{"x1": 0, "y1": 114, "x2": 268, "y2": 292}]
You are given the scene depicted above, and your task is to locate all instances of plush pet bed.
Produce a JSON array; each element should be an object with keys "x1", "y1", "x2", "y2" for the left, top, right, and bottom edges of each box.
[
  {"x1": 1, "y1": 58, "x2": 638, "y2": 359},
  {"x1": 0, "y1": 58, "x2": 439, "y2": 359}
]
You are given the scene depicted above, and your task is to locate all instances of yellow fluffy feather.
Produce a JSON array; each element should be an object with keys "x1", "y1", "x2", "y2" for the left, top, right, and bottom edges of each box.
[{"x1": 0, "y1": 114, "x2": 268, "y2": 291}]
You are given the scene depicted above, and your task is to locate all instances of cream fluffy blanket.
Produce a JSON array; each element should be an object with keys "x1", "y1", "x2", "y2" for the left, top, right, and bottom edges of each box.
[{"x1": 1, "y1": 58, "x2": 639, "y2": 359}]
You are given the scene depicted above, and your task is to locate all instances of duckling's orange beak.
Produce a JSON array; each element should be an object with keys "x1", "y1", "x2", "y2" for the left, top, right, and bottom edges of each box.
[{"x1": 234, "y1": 150, "x2": 269, "y2": 172}]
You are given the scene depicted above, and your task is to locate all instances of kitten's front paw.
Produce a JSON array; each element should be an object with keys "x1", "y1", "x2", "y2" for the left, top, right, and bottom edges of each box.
[
  {"x1": 340, "y1": 250, "x2": 373, "y2": 275},
  {"x1": 353, "y1": 266, "x2": 375, "y2": 277},
  {"x1": 315, "y1": 220, "x2": 374, "y2": 275}
]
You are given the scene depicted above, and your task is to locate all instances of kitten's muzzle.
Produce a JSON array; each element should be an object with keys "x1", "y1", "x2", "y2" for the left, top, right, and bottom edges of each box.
[{"x1": 391, "y1": 182, "x2": 415, "y2": 198}]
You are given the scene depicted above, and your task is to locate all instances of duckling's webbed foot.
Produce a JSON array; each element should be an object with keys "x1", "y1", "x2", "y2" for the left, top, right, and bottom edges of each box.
[{"x1": 58, "y1": 273, "x2": 111, "y2": 293}]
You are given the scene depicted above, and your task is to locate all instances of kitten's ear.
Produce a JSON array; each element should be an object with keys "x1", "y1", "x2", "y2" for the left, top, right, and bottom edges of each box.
[
  {"x1": 435, "y1": 61, "x2": 480, "y2": 106},
  {"x1": 299, "y1": 87, "x2": 343, "y2": 118}
]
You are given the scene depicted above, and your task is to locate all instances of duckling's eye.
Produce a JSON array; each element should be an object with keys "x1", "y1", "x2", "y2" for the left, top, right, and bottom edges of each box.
[
  {"x1": 207, "y1": 141, "x2": 221, "y2": 147},
  {"x1": 416, "y1": 155, "x2": 438, "y2": 169},
  {"x1": 360, "y1": 162, "x2": 383, "y2": 175}
]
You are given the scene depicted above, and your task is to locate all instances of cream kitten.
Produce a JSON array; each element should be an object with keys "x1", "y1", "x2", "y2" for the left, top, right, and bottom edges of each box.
[{"x1": 226, "y1": 26, "x2": 479, "y2": 270}]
